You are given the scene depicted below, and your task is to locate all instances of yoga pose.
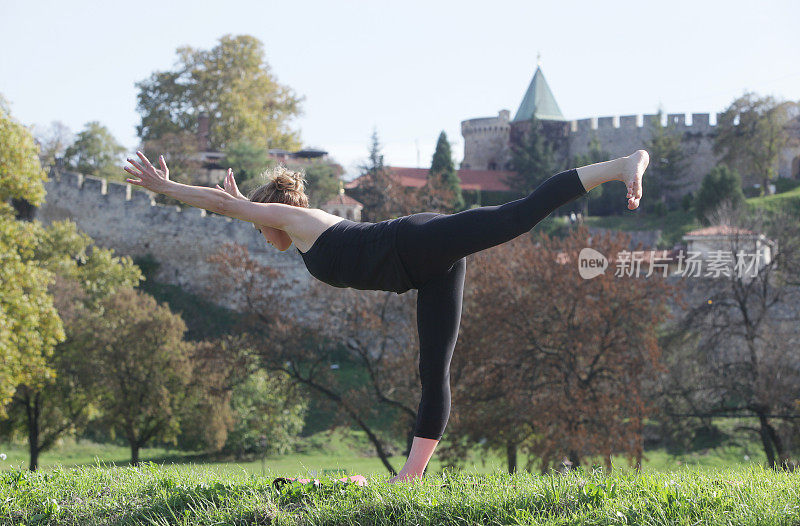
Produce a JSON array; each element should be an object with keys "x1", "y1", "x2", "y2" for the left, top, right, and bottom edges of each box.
[{"x1": 124, "y1": 149, "x2": 649, "y2": 483}]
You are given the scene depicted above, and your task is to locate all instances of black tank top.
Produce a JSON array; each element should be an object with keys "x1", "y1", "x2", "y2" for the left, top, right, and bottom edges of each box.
[{"x1": 297, "y1": 218, "x2": 414, "y2": 295}]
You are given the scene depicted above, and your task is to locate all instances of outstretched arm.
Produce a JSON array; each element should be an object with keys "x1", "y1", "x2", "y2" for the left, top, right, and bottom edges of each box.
[{"x1": 124, "y1": 152, "x2": 295, "y2": 230}]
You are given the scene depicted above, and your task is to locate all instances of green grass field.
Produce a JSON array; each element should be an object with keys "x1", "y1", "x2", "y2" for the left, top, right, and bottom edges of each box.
[
  {"x1": 0, "y1": 426, "x2": 768, "y2": 479},
  {"x1": 2, "y1": 462, "x2": 797, "y2": 525}
]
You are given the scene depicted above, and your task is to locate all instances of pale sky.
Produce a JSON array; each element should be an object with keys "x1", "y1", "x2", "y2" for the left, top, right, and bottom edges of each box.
[{"x1": 1, "y1": 0, "x2": 798, "y2": 178}]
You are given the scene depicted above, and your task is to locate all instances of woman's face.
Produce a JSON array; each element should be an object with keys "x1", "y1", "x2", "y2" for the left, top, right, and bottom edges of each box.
[{"x1": 255, "y1": 224, "x2": 292, "y2": 251}]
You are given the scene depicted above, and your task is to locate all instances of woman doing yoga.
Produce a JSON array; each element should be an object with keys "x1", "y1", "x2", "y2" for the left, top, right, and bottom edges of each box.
[{"x1": 124, "y1": 149, "x2": 649, "y2": 483}]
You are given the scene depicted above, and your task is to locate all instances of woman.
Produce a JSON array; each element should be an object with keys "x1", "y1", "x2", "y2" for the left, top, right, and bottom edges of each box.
[{"x1": 124, "y1": 149, "x2": 649, "y2": 483}]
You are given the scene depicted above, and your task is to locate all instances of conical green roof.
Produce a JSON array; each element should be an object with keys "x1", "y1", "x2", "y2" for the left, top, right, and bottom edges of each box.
[{"x1": 512, "y1": 66, "x2": 566, "y2": 122}]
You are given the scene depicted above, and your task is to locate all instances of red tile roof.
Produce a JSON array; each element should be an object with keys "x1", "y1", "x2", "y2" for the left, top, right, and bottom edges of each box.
[
  {"x1": 345, "y1": 167, "x2": 516, "y2": 192},
  {"x1": 324, "y1": 193, "x2": 363, "y2": 207},
  {"x1": 685, "y1": 225, "x2": 756, "y2": 237}
]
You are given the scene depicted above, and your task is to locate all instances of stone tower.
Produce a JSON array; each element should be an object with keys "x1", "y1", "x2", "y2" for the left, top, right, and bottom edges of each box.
[{"x1": 461, "y1": 64, "x2": 567, "y2": 171}]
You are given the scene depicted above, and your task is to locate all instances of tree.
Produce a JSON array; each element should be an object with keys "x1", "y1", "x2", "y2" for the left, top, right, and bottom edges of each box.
[
  {"x1": 350, "y1": 130, "x2": 406, "y2": 221},
  {"x1": 430, "y1": 131, "x2": 464, "y2": 211},
  {"x1": 714, "y1": 92, "x2": 797, "y2": 195},
  {"x1": 141, "y1": 131, "x2": 201, "y2": 186},
  {"x1": 77, "y1": 287, "x2": 193, "y2": 465},
  {"x1": 659, "y1": 206, "x2": 800, "y2": 469},
  {"x1": 223, "y1": 140, "x2": 273, "y2": 188},
  {"x1": 507, "y1": 115, "x2": 557, "y2": 196},
  {"x1": 1, "y1": 221, "x2": 142, "y2": 470},
  {"x1": 34, "y1": 121, "x2": 72, "y2": 170},
  {"x1": 445, "y1": 227, "x2": 676, "y2": 472},
  {"x1": 224, "y1": 369, "x2": 307, "y2": 458},
  {"x1": 136, "y1": 34, "x2": 303, "y2": 152},
  {"x1": 302, "y1": 163, "x2": 343, "y2": 208},
  {"x1": 63, "y1": 121, "x2": 126, "y2": 181},
  {"x1": 642, "y1": 109, "x2": 688, "y2": 209},
  {"x1": 207, "y1": 243, "x2": 422, "y2": 475},
  {"x1": 0, "y1": 95, "x2": 64, "y2": 416},
  {"x1": 693, "y1": 164, "x2": 745, "y2": 224}
]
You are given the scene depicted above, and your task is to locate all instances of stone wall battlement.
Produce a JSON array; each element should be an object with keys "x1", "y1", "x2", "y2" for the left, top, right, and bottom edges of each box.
[
  {"x1": 568, "y1": 112, "x2": 719, "y2": 133},
  {"x1": 37, "y1": 170, "x2": 317, "y2": 317}
]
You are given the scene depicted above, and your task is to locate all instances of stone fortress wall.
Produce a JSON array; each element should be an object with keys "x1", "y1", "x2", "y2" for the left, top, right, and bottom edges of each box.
[
  {"x1": 463, "y1": 111, "x2": 800, "y2": 192},
  {"x1": 36, "y1": 170, "x2": 316, "y2": 316}
]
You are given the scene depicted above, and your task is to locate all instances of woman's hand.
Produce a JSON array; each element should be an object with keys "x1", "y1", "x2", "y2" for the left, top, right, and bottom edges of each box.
[
  {"x1": 216, "y1": 168, "x2": 247, "y2": 200},
  {"x1": 124, "y1": 151, "x2": 172, "y2": 193}
]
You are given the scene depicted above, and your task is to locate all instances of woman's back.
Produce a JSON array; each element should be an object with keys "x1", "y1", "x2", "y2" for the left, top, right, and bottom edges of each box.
[{"x1": 298, "y1": 217, "x2": 415, "y2": 295}]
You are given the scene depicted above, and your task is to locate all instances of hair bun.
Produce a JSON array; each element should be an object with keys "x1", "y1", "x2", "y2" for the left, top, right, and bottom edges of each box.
[{"x1": 272, "y1": 165, "x2": 306, "y2": 193}]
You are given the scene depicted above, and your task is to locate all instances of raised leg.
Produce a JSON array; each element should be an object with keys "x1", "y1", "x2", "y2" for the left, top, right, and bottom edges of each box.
[{"x1": 396, "y1": 151, "x2": 649, "y2": 286}]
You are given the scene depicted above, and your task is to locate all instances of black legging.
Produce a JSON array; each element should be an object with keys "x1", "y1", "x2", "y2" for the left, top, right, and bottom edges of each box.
[{"x1": 396, "y1": 168, "x2": 587, "y2": 440}]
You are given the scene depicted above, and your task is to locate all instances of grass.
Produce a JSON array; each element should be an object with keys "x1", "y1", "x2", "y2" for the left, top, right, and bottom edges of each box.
[
  {"x1": 1, "y1": 463, "x2": 798, "y2": 525},
  {"x1": 0, "y1": 426, "x2": 768, "y2": 478}
]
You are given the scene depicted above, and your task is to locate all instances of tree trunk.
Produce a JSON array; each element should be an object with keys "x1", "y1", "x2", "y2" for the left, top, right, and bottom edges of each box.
[
  {"x1": 130, "y1": 441, "x2": 140, "y2": 466},
  {"x1": 506, "y1": 440, "x2": 518, "y2": 474},
  {"x1": 757, "y1": 412, "x2": 777, "y2": 469},
  {"x1": 765, "y1": 420, "x2": 789, "y2": 470},
  {"x1": 568, "y1": 450, "x2": 581, "y2": 470},
  {"x1": 26, "y1": 391, "x2": 40, "y2": 472}
]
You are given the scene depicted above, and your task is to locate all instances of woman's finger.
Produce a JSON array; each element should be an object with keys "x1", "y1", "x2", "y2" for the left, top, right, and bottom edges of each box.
[
  {"x1": 158, "y1": 155, "x2": 169, "y2": 173},
  {"x1": 124, "y1": 166, "x2": 143, "y2": 178},
  {"x1": 136, "y1": 151, "x2": 156, "y2": 171},
  {"x1": 127, "y1": 158, "x2": 147, "y2": 174},
  {"x1": 125, "y1": 178, "x2": 142, "y2": 186}
]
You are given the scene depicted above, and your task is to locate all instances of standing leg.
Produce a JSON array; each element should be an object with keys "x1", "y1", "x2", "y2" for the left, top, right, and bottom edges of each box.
[
  {"x1": 388, "y1": 257, "x2": 466, "y2": 483},
  {"x1": 397, "y1": 151, "x2": 649, "y2": 285}
]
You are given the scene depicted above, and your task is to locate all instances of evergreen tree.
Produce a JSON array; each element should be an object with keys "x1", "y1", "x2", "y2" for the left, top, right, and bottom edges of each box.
[
  {"x1": 507, "y1": 115, "x2": 556, "y2": 196},
  {"x1": 693, "y1": 164, "x2": 745, "y2": 224},
  {"x1": 353, "y1": 129, "x2": 391, "y2": 221},
  {"x1": 643, "y1": 109, "x2": 688, "y2": 207},
  {"x1": 430, "y1": 131, "x2": 464, "y2": 211}
]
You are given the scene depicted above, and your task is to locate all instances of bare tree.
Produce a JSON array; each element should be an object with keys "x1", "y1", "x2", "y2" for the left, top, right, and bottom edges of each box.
[{"x1": 660, "y1": 202, "x2": 800, "y2": 469}]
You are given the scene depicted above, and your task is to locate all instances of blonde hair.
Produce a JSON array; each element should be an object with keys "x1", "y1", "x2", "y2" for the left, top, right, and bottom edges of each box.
[{"x1": 248, "y1": 165, "x2": 309, "y2": 208}]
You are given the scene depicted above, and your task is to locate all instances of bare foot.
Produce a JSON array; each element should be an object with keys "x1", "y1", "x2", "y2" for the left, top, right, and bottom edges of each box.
[
  {"x1": 622, "y1": 150, "x2": 649, "y2": 210},
  {"x1": 385, "y1": 472, "x2": 423, "y2": 484}
]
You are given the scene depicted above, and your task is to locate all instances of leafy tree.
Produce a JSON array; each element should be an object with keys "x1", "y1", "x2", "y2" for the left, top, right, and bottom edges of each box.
[
  {"x1": 0, "y1": 95, "x2": 64, "y2": 416},
  {"x1": 714, "y1": 92, "x2": 798, "y2": 195},
  {"x1": 430, "y1": 131, "x2": 464, "y2": 211},
  {"x1": 76, "y1": 287, "x2": 193, "y2": 465},
  {"x1": 507, "y1": 115, "x2": 557, "y2": 196},
  {"x1": 0, "y1": 221, "x2": 142, "y2": 470},
  {"x1": 224, "y1": 369, "x2": 307, "y2": 458},
  {"x1": 446, "y1": 227, "x2": 676, "y2": 472},
  {"x1": 34, "y1": 121, "x2": 72, "y2": 169},
  {"x1": 63, "y1": 121, "x2": 126, "y2": 180},
  {"x1": 208, "y1": 243, "x2": 421, "y2": 475},
  {"x1": 223, "y1": 140, "x2": 273, "y2": 187},
  {"x1": 643, "y1": 109, "x2": 688, "y2": 207},
  {"x1": 136, "y1": 34, "x2": 303, "y2": 152},
  {"x1": 141, "y1": 131, "x2": 200, "y2": 186},
  {"x1": 301, "y1": 162, "x2": 342, "y2": 208},
  {"x1": 693, "y1": 164, "x2": 746, "y2": 224}
]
